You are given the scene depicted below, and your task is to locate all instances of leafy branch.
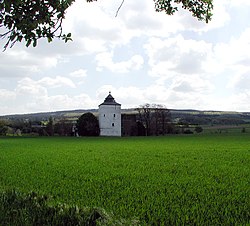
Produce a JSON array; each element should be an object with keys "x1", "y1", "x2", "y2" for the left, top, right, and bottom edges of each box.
[
  {"x1": 0, "y1": 0, "x2": 74, "y2": 51},
  {"x1": 0, "y1": 0, "x2": 213, "y2": 51},
  {"x1": 154, "y1": 0, "x2": 213, "y2": 23}
]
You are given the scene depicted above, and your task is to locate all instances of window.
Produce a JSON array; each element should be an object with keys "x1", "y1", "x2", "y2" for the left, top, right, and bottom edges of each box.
[
  {"x1": 114, "y1": 114, "x2": 116, "y2": 117},
  {"x1": 112, "y1": 123, "x2": 114, "y2": 127},
  {"x1": 104, "y1": 114, "x2": 105, "y2": 117}
]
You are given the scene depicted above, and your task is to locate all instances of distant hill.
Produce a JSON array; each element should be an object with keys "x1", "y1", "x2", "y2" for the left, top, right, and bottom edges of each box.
[
  {"x1": 1, "y1": 108, "x2": 250, "y2": 125},
  {"x1": 169, "y1": 109, "x2": 250, "y2": 125},
  {"x1": 0, "y1": 109, "x2": 97, "y2": 122}
]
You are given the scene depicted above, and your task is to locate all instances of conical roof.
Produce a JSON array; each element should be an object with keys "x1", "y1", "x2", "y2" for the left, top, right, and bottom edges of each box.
[{"x1": 99, "y1": 92, "x2": 121, "y2": 106}]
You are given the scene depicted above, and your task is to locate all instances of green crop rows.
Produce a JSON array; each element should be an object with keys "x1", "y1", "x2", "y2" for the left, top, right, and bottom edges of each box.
[{"x1": 0, "y1": 134, "x2": 250, "y2": 225}]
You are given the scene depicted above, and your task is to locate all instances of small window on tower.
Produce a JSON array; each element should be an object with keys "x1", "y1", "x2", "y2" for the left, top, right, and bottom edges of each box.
[
  {"x1": 114, "y1": 114, "x2": 116, "y2": 117},
  {"x1": 112, "y1": 123, "x2": 114, "y2": 127},
  {"x1": 104, "y1": 114, "x2": 105, "y2": 117}
]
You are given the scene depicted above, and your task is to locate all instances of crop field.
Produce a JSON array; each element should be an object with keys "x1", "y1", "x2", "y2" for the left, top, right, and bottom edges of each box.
[{"x1": 0, "y1": 134, "x2": 250, "y2": 225}]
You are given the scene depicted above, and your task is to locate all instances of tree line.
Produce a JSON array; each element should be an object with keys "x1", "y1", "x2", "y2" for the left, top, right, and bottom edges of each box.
[{"x1": 0, "y1": 104, "x2": 208, "y2": 137}]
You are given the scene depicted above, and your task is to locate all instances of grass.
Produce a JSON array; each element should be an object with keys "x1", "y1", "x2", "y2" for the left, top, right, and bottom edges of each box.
[
  {"x1": 202, "y1": 124, "x2": 250, "y2": 134},
  {"x1": 0, "y1": 190, "x2": 114, "y2": 226},
  {"x1": 0, "y1": 134, "x2": 250, "y2": 225}
]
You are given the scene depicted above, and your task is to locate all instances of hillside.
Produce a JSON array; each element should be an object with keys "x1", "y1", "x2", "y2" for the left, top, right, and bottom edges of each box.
[{"x1": 1, "y1": 108, "x2": 250, "y2": 126}]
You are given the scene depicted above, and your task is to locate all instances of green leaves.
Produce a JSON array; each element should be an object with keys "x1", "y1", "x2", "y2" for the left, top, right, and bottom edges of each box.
[
  {"x1": 154, "y1": 0, "x2": 213, "y2": 22},
  {"x1": 62, "y1": 33, "x2": 73, "y2": 43},
  {"x1": 0, "y1": 0, "x2": 76, "y2": 50},
  {"x1": 47, "y1": 36, "x2": 53, "y2": 43},
  {"x1": 3, "y1": 0, "x2": 11, "y2": 13},
  {"x1": 0, "y1": 0, "x2": 213, "y2": 50}
]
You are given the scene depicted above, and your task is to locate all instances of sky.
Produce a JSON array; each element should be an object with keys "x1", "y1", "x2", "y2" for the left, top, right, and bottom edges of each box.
[{"x1": 1, "y1": 0, "x2": 250, "y2": 116}]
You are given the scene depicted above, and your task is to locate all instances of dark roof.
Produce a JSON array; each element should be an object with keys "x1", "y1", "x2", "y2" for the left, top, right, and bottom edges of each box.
[{"x1": 99, "y1": 92, "x2": 121, "y2": 106}]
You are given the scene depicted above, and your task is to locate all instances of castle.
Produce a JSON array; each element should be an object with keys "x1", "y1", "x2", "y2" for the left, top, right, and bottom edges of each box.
[
  {"x1": 98, "y1": 92, "x2": 170, "y2": 137},
  {"x1": 98, "y1": 92, "x2": 121, "y2": 136}
]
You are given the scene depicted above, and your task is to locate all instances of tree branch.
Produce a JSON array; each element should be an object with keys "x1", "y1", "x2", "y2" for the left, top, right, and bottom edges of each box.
[{"x1": 115, "y1": 0, "x2": 125, "y2": 17}]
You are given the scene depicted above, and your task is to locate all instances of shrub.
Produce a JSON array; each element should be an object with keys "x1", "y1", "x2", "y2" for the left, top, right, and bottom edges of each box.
[
  {"x1": 194, "y1": 126, "x2": 203, "y2": 133},
  {"x1": 77, "y1": 113, "x2": 100, "y2": 136},
  {"x1": 183, "y1": 129, "x2": 193, "y2": 134},
  {"x1": 0, "y1": 190, "x2": 111, "y2": 226}
]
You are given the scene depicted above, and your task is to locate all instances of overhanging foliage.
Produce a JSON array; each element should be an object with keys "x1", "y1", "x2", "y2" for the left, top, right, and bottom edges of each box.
[{"x1": 0, "y1": 0, "x2": 213, "y2": 50}]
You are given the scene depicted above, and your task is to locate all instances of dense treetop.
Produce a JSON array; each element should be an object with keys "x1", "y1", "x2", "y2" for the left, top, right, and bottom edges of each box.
[{"x1": 0, "y1": 0, "x2": 213, "y2": 50}]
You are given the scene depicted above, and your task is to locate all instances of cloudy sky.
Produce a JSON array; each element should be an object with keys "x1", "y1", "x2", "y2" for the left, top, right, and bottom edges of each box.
[{"x1": 1, "y1": 0, "x2": 250, "y2": 115}]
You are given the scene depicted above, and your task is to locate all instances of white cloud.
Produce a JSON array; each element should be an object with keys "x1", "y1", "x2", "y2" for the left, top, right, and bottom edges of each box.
[
  {"x1": 16, "y1": 76, "x2": 76, "y2": 97},
  {"x1": 177, "y1": 0, "x2": 230, "y2": 32},
  {"x1": 0, "y1": 0, "x2": 250, "y2": 114},
  {"x1": 227, "y1": 72, "x2": 250, "y2": 91},
  {"x1": 214, "y1": 33, "x2": 250, "y2": 71},
  {"x1": 229, "y1": 92, "x2": 250, "y2": 111},
  {"x1": 96, "y1": 52, "x2": 144, "y2": 73},
  {"x1": 0, "y1": 89, "x2": 16, "y2": 100},
  {"x1": 230, "y1": 0, "x2": 250, "y2": 6},
  {"x1": 64, "y1": 0, "x2": 127, "y2": 50},
  {"x1": 205, "y1": 28, "x2": 250, "y2": 78},
  {"x1": 0, "y1": 48, "x2": 58, "y2": 78},
  {"x1": 70, "y1": 69, "x2": 88, "y2": 78},
  {"x1": 16, "y1": 78, "x2": 48, "y2": 96},
  {"x1": 38, "y1": 76, "x2": 76, "y2": 88},
  {"x1": 15, "y1": 76, "x2": 76, "y2": 101},
  {"x1": 35, "y1": 94, "x2": 92, "y2": 111},
  {"x1": 206, "y1": 91, "x2": 250, "y2": 112},
  {"x1": 13, "y1": 93, "x2": 95, "y2": 114},
  {"x1": 144, "y1": 35, "x2": 213, "y2": 79},
  {"x1": 96, "y1": 85, "x2": 145, "y2": 107},
  {"x1": 96, "y1": 80, "x2": 213, "y2": 110},
  {"x1": 96, "y1": 85, "x2": 114, "y2": 100},
  {"x1": 170, "y1": 75, "x2": 214, "y2": 94}
]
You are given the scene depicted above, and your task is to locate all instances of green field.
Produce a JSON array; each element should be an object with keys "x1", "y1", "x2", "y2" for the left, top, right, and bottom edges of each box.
[{"x1": 1, "y1": 134, "x2": 250, "y2": 225}]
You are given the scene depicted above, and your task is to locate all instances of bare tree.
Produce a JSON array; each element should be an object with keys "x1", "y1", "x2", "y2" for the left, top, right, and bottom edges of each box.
[
  {"x1": 136, "y1": 103, "x2": 171, "y2": 136},
  {"x1": 136, "y1": 104, "x2": 152, "y2": 136}
]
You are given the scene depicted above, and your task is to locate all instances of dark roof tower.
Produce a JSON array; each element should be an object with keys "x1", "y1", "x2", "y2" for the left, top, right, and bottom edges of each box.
[{"x1": 99, "y1": 92, "x2": 121, "y2": 106}]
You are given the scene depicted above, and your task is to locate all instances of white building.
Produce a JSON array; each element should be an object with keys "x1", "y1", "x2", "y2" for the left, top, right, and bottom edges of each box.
[{"x1": 99, "y1": 92, "x2": 121, "y2": 136}]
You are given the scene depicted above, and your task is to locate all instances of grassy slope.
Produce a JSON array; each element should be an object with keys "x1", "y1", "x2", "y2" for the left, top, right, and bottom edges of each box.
[{"x1": 0, "y1": 134, "x2": 250, "y2": 224}]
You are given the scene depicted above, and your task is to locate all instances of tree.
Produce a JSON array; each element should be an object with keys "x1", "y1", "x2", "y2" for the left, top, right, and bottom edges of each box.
[
  {"x1": 194, "y1": 126, "x2": 203, "y2": 133},
  {"x1": 135, "y1": 121, "x2": 146, "y2": 136},
  {"x1": 136, "y1": 103, "x2": 152, "y2": 136},
  {"x1": 54, "y1": 119, "x2": 73, "y2": 136},
  {"x1": 136, "y1": 103, "x2": 171, "y2": 136},
  {"x1": 45, "y1": 116, "x2": 54, "y2": 136},
  {"x1": 0, "y1": 119, "x2": 9, "y2": 135},
  {"x1": 76, "y1": 112, "x2": 99, "y2": 136},
  {"x1": 151, "y1": 104, "x2": 171, "y2": 135},
  {"x1": 154, "y1": 0, "x2": 213, "y2": 23},
  {"x1": 0, "y1": 0, "x2": 213, "y2": 50}
]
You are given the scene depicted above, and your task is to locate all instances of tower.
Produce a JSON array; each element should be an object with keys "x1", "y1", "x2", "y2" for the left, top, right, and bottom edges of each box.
[{"x1": 98, "y1": 92, "x2": 121, "y2": 136}]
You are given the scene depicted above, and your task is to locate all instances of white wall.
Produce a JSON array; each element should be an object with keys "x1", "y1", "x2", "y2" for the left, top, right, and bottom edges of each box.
[{"x1": 99, "y1": 104, "x2": 121, "y2": 136}]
